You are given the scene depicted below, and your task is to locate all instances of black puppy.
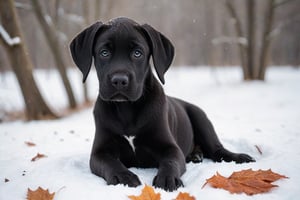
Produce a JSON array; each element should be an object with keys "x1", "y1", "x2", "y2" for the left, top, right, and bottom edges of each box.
[{"x1": 70, "y1": 17, "x2": 254, "y2": 191}]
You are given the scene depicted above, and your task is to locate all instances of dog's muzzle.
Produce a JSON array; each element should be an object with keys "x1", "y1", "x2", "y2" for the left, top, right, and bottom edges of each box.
[{"x1": 109, "y1": 73, "x2": 131, "y2": 102}]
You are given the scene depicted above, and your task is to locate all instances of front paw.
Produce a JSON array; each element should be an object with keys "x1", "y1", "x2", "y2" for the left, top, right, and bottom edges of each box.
[
  {"x1": 153, "y1": 174, "x2": 183, "y2": 192},
  {"x1": 214, "y1": 149, "x2": 255, "y2": 163},
  {"x1": 107, "y1": 170, "x2": 141, "y2": 187}
]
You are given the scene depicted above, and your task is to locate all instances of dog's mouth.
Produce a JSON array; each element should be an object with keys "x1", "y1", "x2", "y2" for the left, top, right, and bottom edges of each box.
[{"x1": 110, "y1": 94, "x2": 129, "y2": 102}]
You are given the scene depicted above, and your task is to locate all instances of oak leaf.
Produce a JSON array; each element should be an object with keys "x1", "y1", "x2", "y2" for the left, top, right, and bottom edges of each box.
[
  {"x1": 203, "y1": 169, "x2": 288, "y2": 195},
  {"x1": 128, "y1": 185, "x2": 161, "y2": 200},
  {"x1": 175, "y1": 192, "x2": 195, "y2": 200},
  {"x1": 27, "y1": 187, "x2": 55, "y2": 200},
  {"x1": 31, "y1": 153, "x2": 47, "y2": 162}
]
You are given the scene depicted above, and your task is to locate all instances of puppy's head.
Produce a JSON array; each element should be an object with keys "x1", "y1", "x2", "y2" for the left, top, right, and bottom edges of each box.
[{"x1": 70, "y1": 17, "x2": 174, "y2": 102}]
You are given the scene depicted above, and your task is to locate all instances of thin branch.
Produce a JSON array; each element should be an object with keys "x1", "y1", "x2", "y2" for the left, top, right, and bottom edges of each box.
[
  {"x1": 225, "y1": 0, "x2": 244, "y2": 39},
  {"x1": 14, "y1": 2, "x2": 32, "y2": 10},
  {"x1": 269, "y1": 13, "x2": 300, "y2": 39},
  {"x1": 212, "y1": 36, "x2": 248, "y2": 46},
  {"x1": 258, "y1": 0, "x2": 275, "y2": 80},
  {"x1": 273, "y1": 0, "x2": 298, "y2": 8}
]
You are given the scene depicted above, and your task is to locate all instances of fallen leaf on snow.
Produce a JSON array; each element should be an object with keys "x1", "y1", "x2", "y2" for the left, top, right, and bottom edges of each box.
[
  {"x1": 27, "y1": 187, "x2": 55, "y2": 200},
  {"x1": 175, "y1": 192, "x2": 195, "y2": 200},
  {"x1": 202, "y1": 169, "x2": 288, "y2": 195},
  {"x1": 31, "y1": 153, "x2": 47, "y2": 162},
  {"x1": 128, "y1": 185, "x2": 161, "y2": 200},
  {"x1": 4, "y1": 178, "x2": 9, "y2": 183},
  {"x1": 25, "y1": 141, "x2": 36, "y2": 147}
]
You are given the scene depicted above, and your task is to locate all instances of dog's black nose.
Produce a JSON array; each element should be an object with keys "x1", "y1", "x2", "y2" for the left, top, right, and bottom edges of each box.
[{"x1": 111, "y1": 74, "x2": 129, "y2": 90}]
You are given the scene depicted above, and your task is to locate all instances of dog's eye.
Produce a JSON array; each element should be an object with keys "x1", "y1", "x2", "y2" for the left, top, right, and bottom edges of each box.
[
  {"x1": 100, "y1": 49, "x2": 111, "y2": 58},
  {"x1": 132, "y1": 50, "x2": 143, "y2": 58}
]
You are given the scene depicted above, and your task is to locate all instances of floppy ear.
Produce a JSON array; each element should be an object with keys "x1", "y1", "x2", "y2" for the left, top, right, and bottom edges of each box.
[
  {"x1": 141, "y1": 24, "x2": 174, "y2": 84},
  {"x1": 70, "y1": 22, "x2": 103, "y2": 82}
]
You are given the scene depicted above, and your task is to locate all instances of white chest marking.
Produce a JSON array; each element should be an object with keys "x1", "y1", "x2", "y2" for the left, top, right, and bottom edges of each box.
[{"x1": 124, "y1": 136, "x2": 136, "y2": 152}]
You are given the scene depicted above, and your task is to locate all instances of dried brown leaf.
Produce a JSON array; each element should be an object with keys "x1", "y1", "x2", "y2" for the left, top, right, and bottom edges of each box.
[
  {"x1": 31, "y1": 153, "x2": 47, "y2": 162},
  {"x1": 27, "y1": 187, "x2": 55, "y2": 200},
  {"x1": 175, "y1": 192, "x2": 196, "y2": 200},
  {"x1": 128, "y1": 185, "x2": 161, "y2": 200},
  {"x1": 25, "y1": 141, "x2": 36, "y2": 147},
  {"x1": 203, "y1": 169, "x2": 288, "y2": 195}
]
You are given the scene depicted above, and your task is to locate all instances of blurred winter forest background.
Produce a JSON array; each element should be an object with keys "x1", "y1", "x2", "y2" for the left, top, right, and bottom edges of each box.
[{"x1": 0, "y1": 0, "x2": 299, "y2": 120}]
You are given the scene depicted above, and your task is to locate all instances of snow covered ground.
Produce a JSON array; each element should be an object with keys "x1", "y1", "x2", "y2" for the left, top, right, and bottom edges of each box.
[{"x1": 0, "y1": 67, "x2": 299, "y2": 199}]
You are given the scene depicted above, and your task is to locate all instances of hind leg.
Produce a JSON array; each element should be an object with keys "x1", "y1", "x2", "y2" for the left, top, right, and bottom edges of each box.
[
  {"x1": 185, "y1": 103, "x2": 255, "y2": 163},
  {"x1": 186, "y1": 145, "x2": 203, "y2": 163}
]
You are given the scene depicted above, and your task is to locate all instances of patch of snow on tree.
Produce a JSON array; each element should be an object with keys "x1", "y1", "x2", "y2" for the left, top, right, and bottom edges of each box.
[{"x1": 0, "y1": 24, "x2": 21, "y2": 46}]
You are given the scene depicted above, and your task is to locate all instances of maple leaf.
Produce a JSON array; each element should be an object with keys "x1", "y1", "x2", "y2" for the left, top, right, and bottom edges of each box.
[
  {"x1": 175, "y1": 192, "x2": 195, "y2": 200},
  {"x1": 128, "y1": 185, "x2": 161, "y2": 200},
  {"x1": 27, "y1": 187, "x2": 55, "y2": 200},
  {"x1": 203, "y1": 169, "x2": 288, "y2": 195},
  {"x1": 31, "y1": 153, "x2": 47, "y2": 162},
  {"x1": 25, "y1": 141, "x2": 36, "y2": 147}
]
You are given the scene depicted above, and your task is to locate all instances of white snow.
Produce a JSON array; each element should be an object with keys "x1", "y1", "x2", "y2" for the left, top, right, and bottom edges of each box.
[
  {"x1": 0, "y1": 67, "x2": 300, "y2": 200},
  {"x1": 0, "y1": 24, "x2": 21, "y2": 46}
]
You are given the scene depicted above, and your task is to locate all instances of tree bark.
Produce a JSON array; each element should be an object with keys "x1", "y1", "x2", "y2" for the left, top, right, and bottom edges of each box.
[
  {"x1": 258, "y1": 0, "x2": 275, "y2": 80},
  {"x1": 30, "y1": 0, "x2": 77, "y2": 108},
  {"x1": 0, "y1": 0, "x2": 57, "y2": 120},
  {"x1": 247, "y1": 0, "x2": 256, "y2": 79},
  {"x1": 225, "y1": 0, "x2": 249, "y2": 80}
]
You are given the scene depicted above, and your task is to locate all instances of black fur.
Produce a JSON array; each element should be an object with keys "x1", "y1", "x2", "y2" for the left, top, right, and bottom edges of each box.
[{"x1": 70, "y1": 17, "x2": 255, "y2": 192}]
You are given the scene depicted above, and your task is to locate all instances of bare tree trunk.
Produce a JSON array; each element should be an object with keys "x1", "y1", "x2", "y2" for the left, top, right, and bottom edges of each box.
[
  {"x1": 247, "y1": 0, "x2": 256, "y2": 79},
  {"x1": 0, "y1": 0, "x2": 57, "y2": 120},
  {"x1": 53, "y1": 0, "x2": 60, "y2": 28},
  {"x1": 30, "y1": 0, "x2": 77, "y2": 109},
  {"x1": 225, "y1": 0, "x2": 249, "y2": 80},
  {"x1": 82, "y1": 0, "x2": 91, "y2": 103},
  {"x1": 226, "y1": 0, "x2": 277, "y2": 81},
  {"x1": 258, "y1": 0, "x2": 275, "y2": 80}
]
